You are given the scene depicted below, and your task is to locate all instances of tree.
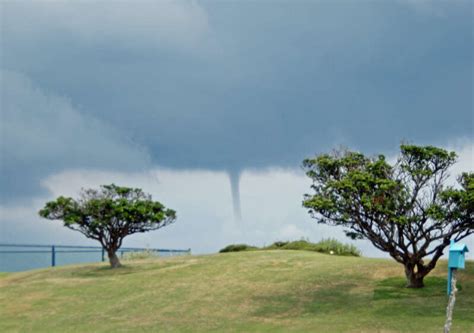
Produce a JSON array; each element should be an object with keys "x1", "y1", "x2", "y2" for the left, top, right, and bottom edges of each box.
[
  {"x1": 302, "y1": 145, "x2": 473, "y2": 288},
  {"x1": 39, "y1": 184, "x2": 177, "y2": 268}
]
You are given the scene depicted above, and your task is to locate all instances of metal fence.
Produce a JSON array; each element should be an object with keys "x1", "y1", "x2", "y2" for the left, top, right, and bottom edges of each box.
[{"x1": 0, "y1": 243, "x2": 191, "y2": 272}]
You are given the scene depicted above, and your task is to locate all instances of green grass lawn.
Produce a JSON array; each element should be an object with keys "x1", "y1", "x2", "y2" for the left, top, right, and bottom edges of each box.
[{"x1": 1, "y1": 251, "x2": 473, "y2": 333}]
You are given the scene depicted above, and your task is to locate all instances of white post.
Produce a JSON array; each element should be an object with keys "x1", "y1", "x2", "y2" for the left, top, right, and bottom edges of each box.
[{"x1": 444, "y1": 269, "x2": 457, "y2": 333}]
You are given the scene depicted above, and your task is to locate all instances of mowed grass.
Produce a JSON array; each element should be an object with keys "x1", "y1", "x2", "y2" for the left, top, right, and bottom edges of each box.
[{"x1": 0, "y1": 251, "x2": 473, "y2": 333}]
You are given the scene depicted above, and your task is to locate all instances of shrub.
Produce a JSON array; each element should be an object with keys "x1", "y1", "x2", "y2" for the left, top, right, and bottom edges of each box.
[
  {"x1": 219, "y1": 239, "x2": 361, "y2": 256},
  {"x1": 266, "y1": 241, "x2": 289, "y2": 249},
  {"x1": 219, "y1": 244, "x2": 258, "y2": 253},
  {"x1": 312, "y1": 238, "x2": 361, "y2": 256},
  {"x1": 264, "y1": 238, "x2": 361, "y2": 256}
]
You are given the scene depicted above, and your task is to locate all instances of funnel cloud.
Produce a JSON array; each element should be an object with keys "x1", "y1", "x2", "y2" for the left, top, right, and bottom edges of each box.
[{"x1": 229, "y1": 171, "x2": 242, "y2": 220}]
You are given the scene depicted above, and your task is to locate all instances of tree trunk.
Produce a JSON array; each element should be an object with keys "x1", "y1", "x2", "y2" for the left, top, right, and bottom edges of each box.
[
  {"x1": 108, "y1": 250, "x2": 122, "y2": 268},
  {"x1": 404, "y1": 263, "x2": 426, "y2": 288}
]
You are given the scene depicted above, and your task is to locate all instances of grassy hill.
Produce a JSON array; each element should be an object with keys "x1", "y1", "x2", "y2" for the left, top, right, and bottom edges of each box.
[{"x1": 1, "y1": 251, "x2": 473, "y2": 333}]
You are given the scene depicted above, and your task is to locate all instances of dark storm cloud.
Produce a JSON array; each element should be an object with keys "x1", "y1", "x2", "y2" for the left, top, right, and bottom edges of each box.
[
  {"x1": 0, "y1": 0, "x2": 472, "y2": 203},
  {"x1": 0, "y1": 70, "x2": 151, "y2": 202}
]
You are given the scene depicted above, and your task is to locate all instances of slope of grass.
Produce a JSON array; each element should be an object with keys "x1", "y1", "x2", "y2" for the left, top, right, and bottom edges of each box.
[{"x1": 0, "y1": 251, "x2": 473, "y2": 333}]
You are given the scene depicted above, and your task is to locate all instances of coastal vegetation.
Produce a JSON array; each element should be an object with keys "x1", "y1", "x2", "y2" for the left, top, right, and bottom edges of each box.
[
  {"x1": 219, "y1": 238, "x2": 360, "y2": 257},
  {"x1": 303, "y1": 145, "x2": 473, "y2": 288},
  {"x1": 39, "y1": 184, "x2": 176, "y2": 268}
]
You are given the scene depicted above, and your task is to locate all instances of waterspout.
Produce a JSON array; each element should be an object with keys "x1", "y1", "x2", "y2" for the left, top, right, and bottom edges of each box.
[{"x1": 228, "y1": 171, "x2": 242, "y2": 220}]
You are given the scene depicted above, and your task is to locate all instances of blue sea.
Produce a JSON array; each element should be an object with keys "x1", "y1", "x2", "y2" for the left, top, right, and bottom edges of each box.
[
  {"x1": 0, "y1": 249, "x2": 103, "y2": 272},
  {"x1": 0, "y1": 245, "x2": 189, "y2": 272}
]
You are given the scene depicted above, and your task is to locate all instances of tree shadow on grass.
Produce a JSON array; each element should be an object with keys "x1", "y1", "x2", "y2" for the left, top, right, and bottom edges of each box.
[
  {"x1": 68, "y1": 265, "x2": 136, "y2": 278},
  {"x1": 373, "y1": 276, "x2": 449, "y2": 301},
  {"x1": 251, "y1": 282, "x2": 370, "y2": 318},
  {"x1": 372, "y1": 276, "x2": 452, "y2": 320},
  {"x1": 68, "y1": 260, "x2": 185, "y2": 279},
  {"x1": 372, "y1": 275, "x2": 474, "y2": 327},
  {"x1": 250, "y1": 276, "x2": 463, "y2": 320}
]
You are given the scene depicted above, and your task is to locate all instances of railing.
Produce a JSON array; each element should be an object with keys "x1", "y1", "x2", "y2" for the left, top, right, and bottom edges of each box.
[{"x1": 0, "y1": 243, "x2": 191, "y2": 272}]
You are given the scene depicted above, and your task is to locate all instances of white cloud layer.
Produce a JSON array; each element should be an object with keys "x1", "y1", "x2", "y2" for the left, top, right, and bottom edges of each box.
[
  {"x1": 1, "y1": 139, "x2": 472, "y2": 258},
  {"x1": 0, "y1": 167, "x2": 355, "y2": 254}
]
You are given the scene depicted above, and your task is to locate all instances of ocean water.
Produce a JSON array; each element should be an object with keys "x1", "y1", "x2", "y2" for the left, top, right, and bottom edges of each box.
[
  {"x1": 0, "y1": 250, "x2": 103, "y2": 272},
  {"x1": 0, "y1": 245, "x2": 189, "y2": 272}
]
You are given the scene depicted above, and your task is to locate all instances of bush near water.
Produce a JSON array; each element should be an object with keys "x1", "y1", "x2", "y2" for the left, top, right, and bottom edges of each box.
[{"x1": 219, "y1": 238, "x2": 361, "y2": 257}]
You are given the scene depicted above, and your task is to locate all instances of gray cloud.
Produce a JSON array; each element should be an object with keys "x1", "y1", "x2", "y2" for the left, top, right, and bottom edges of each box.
[
  {"x1": 2, "y1": 0, "x2": 210, "y2": 50},
  {"x1": 0, "y1": 70, "x2": 150, "y2": 202},
  {"x1": 1, "y1": 0, "x2": 472, "y2": 208}
]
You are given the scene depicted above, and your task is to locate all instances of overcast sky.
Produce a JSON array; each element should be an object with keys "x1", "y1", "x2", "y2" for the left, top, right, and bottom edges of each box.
[{"x1": 0, "y1": 0, "x2": 472, "y2": 256}]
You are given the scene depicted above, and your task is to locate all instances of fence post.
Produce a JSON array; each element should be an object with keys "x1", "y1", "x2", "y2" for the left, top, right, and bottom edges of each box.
[
  {"x1": 51, "y1": 245, "x2": 56, "y2": 267},
  {"x1": 101, "y1": 248, "x2": 105, "y2": 262}
]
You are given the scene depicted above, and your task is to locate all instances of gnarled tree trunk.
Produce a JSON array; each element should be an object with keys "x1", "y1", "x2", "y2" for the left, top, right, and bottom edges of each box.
[
  {"x1": 404, "y1": 262, "x2": 428, "y2": 288},
  {"x1": 108, "y1": 250, "x2": 122, "y2": 268}
]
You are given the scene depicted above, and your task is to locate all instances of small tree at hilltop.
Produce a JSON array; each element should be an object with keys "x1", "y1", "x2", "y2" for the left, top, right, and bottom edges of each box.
[
  {"x1": 39, "y1": 184, "x2": 177, "y2": 268},
  {"x1": 303, "y1": 145, "x2": 473, "y2": 288}
]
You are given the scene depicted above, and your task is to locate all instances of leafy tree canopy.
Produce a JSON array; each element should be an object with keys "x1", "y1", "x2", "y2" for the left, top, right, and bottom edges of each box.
[
  {"x1": 39, "y1": 184, "x2": 176, "y2": 268},
  {"x1": 303, "y1": 145, "x2": 473, "y2": 288}
]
